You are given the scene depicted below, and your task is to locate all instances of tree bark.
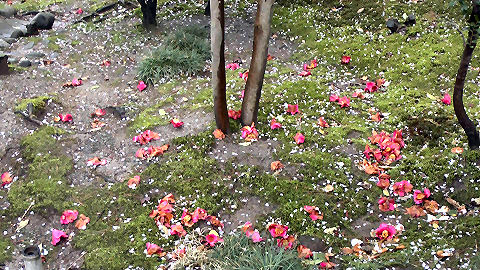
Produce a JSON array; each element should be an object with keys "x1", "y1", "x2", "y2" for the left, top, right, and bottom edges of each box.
[
  {"x1": 205, "y1": 0, "x2": 211, "y2": 16},
  {"x1": 453, "y1": 1, "x2": 480, "y2": 149},
  {"x1": 211, "y1": 0, "x2": 230, "y2": 133},
  {"x1": 0, "y1": 54, "x2": 8, "y2": 75},
  {"x1": 138, "y1": 0, "x2": 157, "y2": 28},
  {"x1": 241, "y1": 0, "x2": 275, "y2": 126}
]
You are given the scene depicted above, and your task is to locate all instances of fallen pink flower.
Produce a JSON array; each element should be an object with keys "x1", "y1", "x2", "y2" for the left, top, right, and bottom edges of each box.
[
  {"x1": 137, "y1": 81, "x2": 147, "y2": 91},
  {"x1": 268, "y1": 223, "x2": 288, "y2": 238},
  {"x1": 341, "y1": 55, "x2": 351, "y2": 64},
  {"x1": 338, "y1": 96, "x2": 350, "y2": 108},
  {"x1": 270, "y1": 118, "x2": 282, "y2": 130},
  {"x1": 375, "y1": 223, "x2": 396, "y2": 240},
  {"x1": 51, "y1": 229, "x2": 68, "y2": 246},
  {"x1": 251, "y1": 231, "x2": 263, "y2": 242},
  {"x1": 146, "y1": 242, "x2": 165, "y2": 256},
  {"x1": 226, "y1": 63, "x2": 240, "y2": 70},
  {"x1": 286, "y1": 104, "x2": 299, "y2": 115},
  {"x1": 294, "y1": 133, "x2": 305, "y2": 144},
  {"x1": 378, "y1": 197, "x2": 395, "y2": 212},
  {"x1": 413, "y1": 188, "x2": 431, "y2": 204},
  {"x1": 1, "y1": 172, "x2": 13, "y2": 187},
  {"x1": 76, "y1": 8, "x2": 83, "y2": 14},
  {"x1": 441, "y1": 92, "x2": 451, "y2": 105},
  {"x1": 228, "y1": 109, "x2": 241, "y2": 120},
  {"x1": 393, "y1": 180, "x2": 413, "y2": 197},
  {"x1": 72, "y1": 78, "x2": 82, "y2": 86},
  {"x1": 127, "y1": 175, "x2": 141, "y2": 189},
  {"x1": 299, "y1": 70, "x2": 311, "y2": 77},
  {"x1": 58, "y1": 113, "x2": 73, "y2": 122},
  {"x1": 205, "y1": 233, "x2": 223, "y2": 247},
  {"x1": 329, "y1": 94, "x2": 339, "y2": 102},
  {"x1": 87, "y1": 157, "x2": 107, "y2": 167},
  {"x1": 60, "y1": 210, "x2": 78, "y2": 224},
  {"x1": 170, "y1": 118, "x2": 184, "y2": 128},
  {"x1": 365, "y1": 81, "x2": 378, "y2": 93}
]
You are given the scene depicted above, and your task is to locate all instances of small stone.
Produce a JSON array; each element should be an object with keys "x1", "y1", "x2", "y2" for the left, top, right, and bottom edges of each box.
[
  {"x1": 405, "y1": 14, "x2": 416, "y2": 26},
  {"x1": 23, "y1": 41, "x2": 34, "y2": 50},
  {"x1": 2, "y1": 38, "x2": 16, "y2": 44},
  {"x1": 19, "y1": 59, "x2": 32, "y2": 67},
  {"x1": 10, "y1": 29, "x2": 24, "y2": 39},
  {"x1": 29, "y1": 12, "x2": 55, "y2": 31},
  {"x1": 0, "y1": 7, "x2": 17, "y2": 18},
  {"x1": 7, "y1": 57, "x2": 18, "y2": 64},
  {"x1": 386, "y1": 18, "x2": 400, "y2": 34},
  {"x1": 0, "y1": 39, "x2": 9, "y2": 49},
  {"x1": 26, "y1": 52, "x2": 45, "y2": 59}
]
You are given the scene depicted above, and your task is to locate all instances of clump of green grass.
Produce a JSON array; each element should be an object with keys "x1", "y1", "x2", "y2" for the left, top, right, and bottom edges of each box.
[
  {"x1": 138, "y1": 26, "x2": 210, "y2": 84},
  {"x1": 209, "y1": 234, "x2": 307, "y2": 270}
]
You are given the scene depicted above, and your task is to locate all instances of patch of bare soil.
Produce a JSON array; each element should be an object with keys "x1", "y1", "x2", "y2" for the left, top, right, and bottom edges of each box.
[{"x1": 221, "y1": 196, "x2": 276, "y2": 233}]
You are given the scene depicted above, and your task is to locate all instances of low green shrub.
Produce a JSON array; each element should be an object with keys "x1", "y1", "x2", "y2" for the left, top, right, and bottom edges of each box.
[{"x1": 138, "y1": 26, "x2": 210, "y2": 84}]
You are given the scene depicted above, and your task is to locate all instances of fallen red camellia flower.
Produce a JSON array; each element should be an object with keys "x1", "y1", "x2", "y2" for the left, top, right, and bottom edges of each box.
[
  {"x1": 60, "y1": 209, "x2": 78, "y2": 225},
  {"x1": 146, "y1": 242, "x2": 166, "y2": 256},
  {"x1": 1, "y1": 172, "x2": 13, "y2": 187},
  {"x1": 87, "y1": 157, "x2": 107, "y2": 167},
  {"x1": 294, "y1": 132, "x2": 305, "y2": 144},
  {"x1": 75, "y1": 214, "x2": 90, "y2": 230},
  {"x1": 228, "y1": 109, "x2": 241, "y2": 120},
  {"x1": 57, "y1": 113, "x2": 73, "y2": 122},
  {"x1": 127, "y1": 175, "x2": 141, "y2": 189},
  {"x1": 268, "y1": 223, "x2": 288, "y2": 238},
  {"x1": 92, "y1": 108, "x2": 106, "y2": 117},
  {"x1": 133, "y1": 130, "x2": 160, "y2": 145},
  {"x1": 286, "y1": 104, "x2": 299, "y2": 115},
  {"x1": 297, "y1": 245, "x2": 313, "y2": 259},
  {"x1": 441, "y1": 92, "x2": 451, "y2": 105},
  {"x1": 338, "y1": 96, "x2": 350, "y2": 108},
  {"x1": 318, "y1": 117, "x2": 329, "y2": 128},
  {"x1": 205, "y1": 231, "x2": 223, "y2": 247},
  {"x1": 299, "y1": 70, "x2": 312, "y2": 77},
  {"x1": 270, "y1": 161, "x2": 284, "y2": 171},
  {"x1": 137, "y1": 81, "x2": 147, "y2": 91},
  {"x1": 226, "y1": 63, "x2": 240, "y2": 70},
  {"x1": 270, "y1": 118, "x2": 282, "y2": 130},
  {"x1": 341, "y1": 55, "x2": 351, "y2": 64},
  {"x1": 51, "y1": 229, "x2": 68, "y2": 246},
  {"x1": 241, "y1": 123, "x2": 259, "y2": 142},
  {"x1": 170, "y1": 118, "x2": 184, "y2": 128},
  {"x1": 213, "y1": 129, "x2": 225, "y2": 140}
]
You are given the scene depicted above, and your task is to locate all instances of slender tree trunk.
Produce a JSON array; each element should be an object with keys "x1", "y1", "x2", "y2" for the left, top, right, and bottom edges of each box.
[
  {"x1": 453, "y1": 1, "x2": 480, "y2": 149},
  {"x1": 138, "y1": 0, "x2": 157, "y2": 28},
  {"x1": 205, "y1": 0, "x2": 211, "y2": 16},
  {"x1": 211, "y1": 0, "x2": 230, "y2": 133},
  {"x1": 241, "y1": 0, "x2": 275, "y2": 126}
]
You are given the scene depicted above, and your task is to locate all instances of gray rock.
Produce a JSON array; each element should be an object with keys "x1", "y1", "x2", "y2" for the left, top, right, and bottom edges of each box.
[
  {"x1": 23, "y1": 41, "x2": 34, "y2": 50},
  {"x1": 0, "y1": 39, "x2": 9, "y2": 49},
  {"x1": 2, "y1": 38, "x2": 16, "y2": 44},
  {"x1": 18, "y1": 59, "x2": 31, "y2": 67},
  {"x1": 28, "y1": 12, "x2": 55, "y2": 32},
  {"x1": 0, "y1": 7, "x2": 17, "y2": 18},
  {"x1": 26, "y1": 52, "x2": 45, "y2": 59},
  {"x1": 10, "y1": 28, "x2": 24, "y2": 38},
  {"x1": 405, "y1": 14, "x2": 416, "y2": 26},
  {"x1": 386, "y1": 18, "x2": 400, "y2": 34},
  {"x1": 7, "y1": 57, "x2": 18, "y2": 64}
]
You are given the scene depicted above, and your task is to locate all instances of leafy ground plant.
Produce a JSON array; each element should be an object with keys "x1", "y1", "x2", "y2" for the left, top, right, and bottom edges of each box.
[
  {"x1": 209, "y1": 234, "x2": 307, "y2": 270},
  {"x1": 138, "y1": 25, "x2": 210, "y2": 84}
]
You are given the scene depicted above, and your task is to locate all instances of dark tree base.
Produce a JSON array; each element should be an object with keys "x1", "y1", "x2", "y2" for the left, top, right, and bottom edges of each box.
[
  {"x1": 205, "y1": 0, "x2": 210, "y2": 16},
  {"x1": 467, "y1": 130, "x2": 480, "y2": 149},
  {"x1": 0, "y1": 55, "x2": 9, "y2": 75},
  {"x1": 138, "y1": 0, "x2": 157, "y2": 28}
]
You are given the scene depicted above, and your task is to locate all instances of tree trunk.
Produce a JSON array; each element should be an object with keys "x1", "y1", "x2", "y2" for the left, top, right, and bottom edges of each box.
[
  {"x1": 453, "y1": 2, "x2": 480, "y2": 149},
  {"x1": 0, "y1": 54, "x2": 8, "y2": 75},
  {"x1": 211, "y1": 0, "x2": 229, "y2": 133},
  {"x1": 205, "y1": 0, "x2": 210, "y2": 16},
  {"x1": 138, "y1": 0, "x2": 157, "y2": 28},
  {"x1": 241, "y1": 0, "x2": 275, "y2": 126}
]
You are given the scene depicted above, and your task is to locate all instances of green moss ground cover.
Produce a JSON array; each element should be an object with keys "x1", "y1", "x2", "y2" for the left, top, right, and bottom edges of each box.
[{"x1": 1, "y1": 0, "x2": 480, "y2": 269}]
